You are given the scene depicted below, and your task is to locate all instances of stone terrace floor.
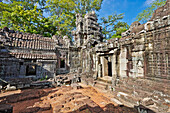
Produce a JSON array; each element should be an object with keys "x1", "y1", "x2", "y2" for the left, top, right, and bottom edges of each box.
[{"x1": 0, "y1": 84, "x2": 139, "y2": 113}]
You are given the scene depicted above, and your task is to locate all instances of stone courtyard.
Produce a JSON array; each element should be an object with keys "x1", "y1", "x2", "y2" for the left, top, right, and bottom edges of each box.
[{"x1": 0, "y1": 0, "x2": 170, "y2": 113}]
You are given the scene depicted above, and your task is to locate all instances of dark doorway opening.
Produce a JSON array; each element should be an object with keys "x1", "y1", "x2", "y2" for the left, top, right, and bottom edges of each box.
[
  {"x1": 108, "y1": 62, "x2": 112, "y2": 77},
  {"x1": 60, "y1": 59, "x2": 65, "y2": 68},
  {"x1": 26, "y1": 65, "x2": 36, "y2": 76}
]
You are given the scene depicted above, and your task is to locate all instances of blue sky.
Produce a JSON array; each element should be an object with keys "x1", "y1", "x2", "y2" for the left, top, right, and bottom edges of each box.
[
  {"x1": 1, "y1": 0, "x2": 153, "y2": 26},
  {"x1": 97, "y1": 0, "x2": 154, "y2": 25}
]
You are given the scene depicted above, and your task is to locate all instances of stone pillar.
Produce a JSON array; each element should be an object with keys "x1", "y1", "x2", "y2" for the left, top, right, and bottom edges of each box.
[
  {"x1": 112, "y1": 53, "x2": 117, "y2": 87},
  {"x1": 98, "y1": 64, "x2": 102, "y2": 78},
  {"x1": 120, "y1": 47, "x2": 128, "y2": 78},
  {"x1": 101, "y1": 56, "x2": 104, "y2": 77},
  {"x1": 19, "y1": 65, "x2": 26, "y2": 76},
  {"x1": 103, "y1": 57, "x2": 108, "y2": 76},
  {"x1": 95, "y1": 54, "x2": 99, "y2": 79}
]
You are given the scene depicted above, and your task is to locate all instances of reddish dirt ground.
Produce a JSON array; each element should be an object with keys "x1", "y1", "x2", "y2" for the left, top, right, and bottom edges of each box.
[{"x1": 0, "y1": 85, "x2": 138, "y2": 113}]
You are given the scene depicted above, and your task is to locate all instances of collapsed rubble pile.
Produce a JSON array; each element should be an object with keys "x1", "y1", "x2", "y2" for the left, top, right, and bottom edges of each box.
[
  {"x1": 0, "y1": 77, "x2": 53, "y2": 91},
  {"x1": 0, "y1": 72, "x2": 82, "y2": 92},
  {"x1": 0, "y1": 85, "x2": 139, "y2": 113},
  {"x1": 52, "y1": 73, "x2": 81, "y2": 87}
]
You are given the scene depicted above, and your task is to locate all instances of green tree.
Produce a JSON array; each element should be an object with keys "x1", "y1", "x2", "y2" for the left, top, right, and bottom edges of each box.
[
  {"x1": 0, "y1": 1, "x2": 57, "y2": 36},
  {"x1": 111, "y1": 22, "x2": 129, "y2": 38},
  {"x1": 0, "y1": 1, "x2": 42, "y2": 32},
  {"x1": 136, "y1": 0, "x2": 166, "y2": 23},
  {"x1": 100, "y1": 13, "x2": 129, "y2": 39},
  {"x1": 4, "y1": 0, "x2": 47, "y2": 10},
  {"x1": 0, "y1": 0, "x2": 103, "y2": 38},
  {"x1": 46, "y1": 0, "x2": 103, "y2": 38}
]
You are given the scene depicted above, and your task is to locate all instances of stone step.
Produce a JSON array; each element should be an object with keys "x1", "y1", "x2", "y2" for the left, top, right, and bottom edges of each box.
[
  {"x1": 110, "y1": 98, "x2": 123, "y2": 106},
  {"x1": 110, "y1": 91, "x2": 141, "y2": 107},
  {"x1": 119, "y1": 78, "x2": 170, "y2": 94},
  {"x1": 94, "y1": 83, "x2": 107, "y2": 90},
  {"x1": 94, "y1": 80, "x2": 108, "y2": 86},
  {"x1": 97, "y1": 78, "x2": 112, "y2": 84},
  {"x1": 116, "y1": 91, "x2": 141, "y2": 105},
  {"x1": 114, "y1": 85, "x2": 134, "y2": 95},
  {"x1": 116, "y1": 84, "x2": 154, "y2": 98},
  {"x1": 113, "y1": 95, "x2": 135, "y2": 108},
  {"x1": 118, "y1": 80, "x2": 166, "y2": 96},
  {"x1": 117, "y1": 81, "x2": 170, "y2": 105}
]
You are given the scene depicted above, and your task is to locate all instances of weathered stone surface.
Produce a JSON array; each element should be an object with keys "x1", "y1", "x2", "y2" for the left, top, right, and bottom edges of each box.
[
  {"x1": 142, "y1": 98, "x2": 155, "y2": 106},
  {"x1": 0, "y1": 1, "x2": 170, "y2": 112},
  {"x1": 5, "y1": 84, "x2": 16, "y2": 91},
  {"x1": 0, "y1": 104, "x2": 13, "y2": 113}
]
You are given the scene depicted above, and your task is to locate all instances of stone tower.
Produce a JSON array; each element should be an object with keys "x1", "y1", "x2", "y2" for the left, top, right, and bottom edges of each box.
[{"x1": 72, "y1": 11, "x2": 103, "y2": 47}]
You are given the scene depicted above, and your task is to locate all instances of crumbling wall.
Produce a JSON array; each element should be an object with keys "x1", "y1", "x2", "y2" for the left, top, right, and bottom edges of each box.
[
  {"x1": 0, "y1": 30, "x2": 58, "y2": 80},
  {"x1": 145, "y1": 22, "x2": 170, "y2": 79},
  {"x1": 77, "y1": 0, "x2": 170, "y2": 81},
  {"x1": 0, "y1": 0, "x2": 169, "y2": 84},
  {"x1": 144, "y1": 0, "x2": 170, "y2": 79}
]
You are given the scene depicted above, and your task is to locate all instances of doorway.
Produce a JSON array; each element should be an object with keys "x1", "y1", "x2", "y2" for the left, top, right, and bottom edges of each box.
[
  {"x1": 26, "y1": 65, "x2": 36, "y2": 76},
  {"x1": 60, "y1": 59, "x2": 65, "y2": 68},
  {"x1": 108, "y1": 61, "x2": 112, "y2": 77}
]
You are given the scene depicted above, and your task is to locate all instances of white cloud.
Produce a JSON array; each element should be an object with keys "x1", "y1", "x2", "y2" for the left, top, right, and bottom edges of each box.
[{"x1": 145, "y1": 0, "x2": 156, "y2": 6}]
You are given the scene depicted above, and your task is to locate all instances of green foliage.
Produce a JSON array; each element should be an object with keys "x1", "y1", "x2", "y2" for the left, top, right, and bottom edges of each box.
[
  {"x1": 4, "y1": 0, "x2": 47, "y2": 10},
  {"x1": 111, "y1": 22, "x2": 129, "y2": 38},
  {"x1": 100, "y1": 13, "x2": 129, "y2": 39},
  {"x1": 0, "y1": 1, "x2": 57, "y2": 36},
  {"x1": 46, "y1": 0, "x2": 103, "y2": 38},
  {"x1": 40, "y1": 75, "x2": 48, "y2": 81},
  {"x1": 0, "y1": 2, "x2": 41, "y2": 31},
  {"x1": 1, "y1": 0, "x2": 129, "y2": 39},
  {"x1": 136, "y1": 0, "x2": 166, "y2": 23}
]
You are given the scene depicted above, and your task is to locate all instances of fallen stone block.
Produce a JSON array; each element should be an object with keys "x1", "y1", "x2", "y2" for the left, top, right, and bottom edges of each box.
[
  {"x1": 0, "y1": 104, "x2": 13, "y2": 113},
  {"x1": 110, "y1": 98, "x2": 123, "y2": 106},
  {"x1": 78, "y1": 104, "x2": 89, "y2": 111},
  {"x1": 134, "y1": 105, "x2": 155, "y2": 113},
  {"x1": 53, "y1": 105, "x2": 64, "y2": 112},
  {"x1": 74, "y1": 100, "x2": 85, "y2": 106},
  {"x1": 71, "y1": 83, "x2": 82, "y2": 89},
  {"x1": 21, "y1": 107, "x2": 40, "y2": 113},
  {"x1": 63, "y1": 107, "x2": 70, "y2": 111},
  {"x1": 0, "y1": 85, "x2": 2, "y2": 90},
  {"x1": 39, "y1": 102, "x2": 51, "y2": 111},
  {"x1": 5, "y1": 85, "x2": 16, "y2": 91},
  {"x1": 142, "y1": 97, "x2": 154, "y2": 106}
]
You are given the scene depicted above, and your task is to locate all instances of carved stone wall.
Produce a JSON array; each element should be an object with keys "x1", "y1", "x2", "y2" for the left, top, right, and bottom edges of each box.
[
  {"x1": 0, "y1": 31, "x2": 73, "y2": 80},
  {"x1": 77, "y1": 0, "x2": 170, "y2": 81},
  {"x1": 0, "y1": 0, "x2": 169, "y2": 83},
  {"x1": 72, "y1": 11, "x2": 103, "y2": 47}
]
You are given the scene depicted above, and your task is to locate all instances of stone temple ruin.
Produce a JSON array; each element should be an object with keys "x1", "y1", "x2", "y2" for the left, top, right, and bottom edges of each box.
[{"x1": 0, "y1": 0, "x2": 170, "y2": 112}]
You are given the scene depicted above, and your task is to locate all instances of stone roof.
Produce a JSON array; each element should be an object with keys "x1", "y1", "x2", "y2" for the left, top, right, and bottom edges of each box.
[
  {"x1": 150, "y1": 0, "x2": 170, "y2": 21},
  {"x1": 0, "y1": 30, "x2": 58, "y2": 50}
]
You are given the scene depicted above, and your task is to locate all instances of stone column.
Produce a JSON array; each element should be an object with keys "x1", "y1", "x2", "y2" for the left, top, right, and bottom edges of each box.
[
  {"x1": 103, "y1": 57, "x2": 108, "y2": 76},
  {"x1": 112, "y1": 53, "x2": 117, "y2": 87},
  {"x1": 95, "y1": 54, "x2": 99, "y2": 79},
  {"x1": 100, "y1": 56, "x2": 104, "y2": 77},
  {"x1": 120, "y1": 47, "x2": 128, "y2": 78},
  {"x1": 98, "y1": 64, "x2": 102, "y2": 78}
]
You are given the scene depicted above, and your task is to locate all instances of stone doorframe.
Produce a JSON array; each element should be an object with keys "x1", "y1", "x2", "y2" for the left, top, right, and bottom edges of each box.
[{"x1": 98, "y1": 54, "x2": 113, "y2": 78}]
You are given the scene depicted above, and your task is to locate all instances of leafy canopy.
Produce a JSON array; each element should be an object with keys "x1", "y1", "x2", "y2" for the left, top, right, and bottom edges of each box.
[
  {"x1": 0, "y1": 1, "x2": 57, "y2": 36},
  {"x1": 100, "y1": 13, "x2": 129, "y2": 39},
  {"x1": 136, "y1": 0, "x2": 166, "y2": 23},
  {"x1": 46, "y1": 0, "x2": 104, "y2": 37},
  {"x1": 0, "y1": 0, "x2": 129, "y2": 39}
]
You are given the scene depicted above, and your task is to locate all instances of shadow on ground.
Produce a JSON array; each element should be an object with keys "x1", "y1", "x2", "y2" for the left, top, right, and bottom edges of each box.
[
  {"x1": 70, "y1": 103, "x2": 155, "y2": 113},
  {"x1": 0, "y1": 87, "x2": 156, "y2": 113}
]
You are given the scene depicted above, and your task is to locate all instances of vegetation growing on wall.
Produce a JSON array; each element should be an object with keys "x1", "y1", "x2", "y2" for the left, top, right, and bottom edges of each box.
[
  {"x1": 0, "y1": 0, "x2": 104, "y2": 38},
  {"x1": 136, "y1": 0, "x2": 166, "y2": 23},
  {"x1": 1, "y1": 0, "x2": 164, "y2": 39}
]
